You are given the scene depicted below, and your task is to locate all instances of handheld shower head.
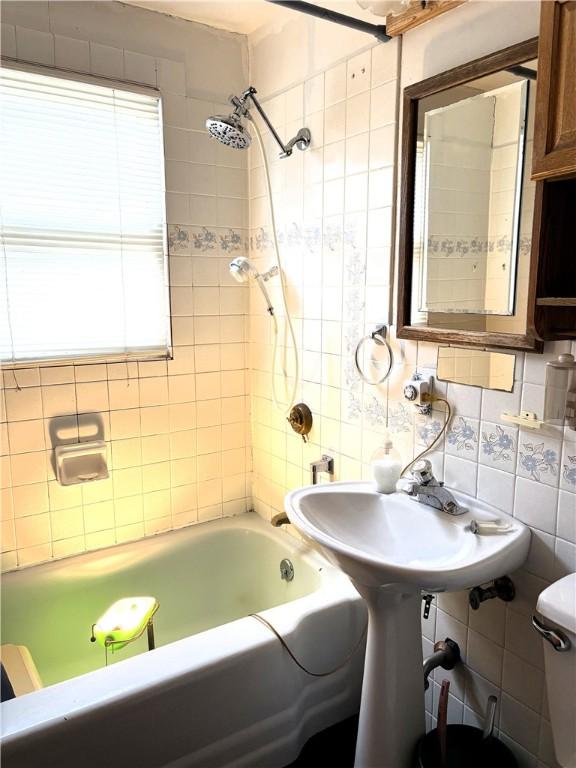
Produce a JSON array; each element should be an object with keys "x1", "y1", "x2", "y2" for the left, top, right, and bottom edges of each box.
[
  {"x1": 229, "y1": 257, "x2": 277, "y2": 315},
  {"x1": 229, "y1": 256, "x2": 256, "y2": 283}
]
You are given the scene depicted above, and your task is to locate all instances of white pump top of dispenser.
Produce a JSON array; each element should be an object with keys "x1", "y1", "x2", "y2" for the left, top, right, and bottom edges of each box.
[{"x1": 548, "y1": 353, "x2": 576, "y2": 369}]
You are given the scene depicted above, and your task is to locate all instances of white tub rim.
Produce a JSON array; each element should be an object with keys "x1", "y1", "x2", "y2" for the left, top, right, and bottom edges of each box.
[{"x1": 1, "y1": 513, "x2": 359, "y2": 745}]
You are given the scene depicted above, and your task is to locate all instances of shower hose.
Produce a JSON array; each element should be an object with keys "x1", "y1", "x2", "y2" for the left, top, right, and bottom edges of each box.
[
  {"x1": 252, "y1": 118, "x2": 300, "y2": 414},
  {"x1": 249, "y1": 613, "x2": 367, "y2": 677}
]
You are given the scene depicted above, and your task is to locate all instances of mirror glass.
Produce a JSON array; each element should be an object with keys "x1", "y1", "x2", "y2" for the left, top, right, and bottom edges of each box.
[
  {"x1": 411, "y1": 58, "x2": 537, "y2": 334},
  {"x1": 420, "y1": 81, "x2": 528, "y2": 315},
  {"x1": 436, "y1": 346, "x2": 515, "y2": 391}
]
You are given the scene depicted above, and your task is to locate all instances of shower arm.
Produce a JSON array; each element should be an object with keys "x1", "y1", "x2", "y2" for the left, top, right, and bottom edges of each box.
[{"x1": 236, "y1": 87, "x2": 310, "y2": 158}]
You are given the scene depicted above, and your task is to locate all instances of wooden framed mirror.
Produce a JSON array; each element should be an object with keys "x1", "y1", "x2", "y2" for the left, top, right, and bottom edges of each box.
[{"x1": 397, "y1": 38, "x2": 543, "y2": 352}]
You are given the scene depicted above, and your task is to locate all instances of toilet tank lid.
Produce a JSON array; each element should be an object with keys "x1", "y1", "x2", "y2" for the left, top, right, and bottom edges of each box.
[{"x1": 537, "y1": 573, "x2": 576, "y2": 634}]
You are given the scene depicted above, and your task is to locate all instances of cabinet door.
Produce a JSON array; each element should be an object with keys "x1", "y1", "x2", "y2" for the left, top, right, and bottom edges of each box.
[{"x1": 532, "y1": 1, "x2": 576, "y2": 181}]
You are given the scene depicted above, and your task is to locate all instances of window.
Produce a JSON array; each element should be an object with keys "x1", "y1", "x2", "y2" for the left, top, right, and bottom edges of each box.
[{"x1": 0, "y1": 64, "x2": 171, "y2": 365}]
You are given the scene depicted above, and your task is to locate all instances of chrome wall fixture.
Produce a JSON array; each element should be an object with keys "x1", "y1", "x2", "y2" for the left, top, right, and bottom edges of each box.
[
  {"x1": 532, "y1": 615, "x2": 571, "y2": 652},
  {"x1": 310, "y1": 455, "x2": 334, "y2": 485},
  {"x1": 354, "y1": 325, "x2": 393, "y2": 385},
  {"x1": 266, "y1": 0, "x2": 391, "y2": 43},
  {"x1": 206, "y1": 86, "x2": 311, "y2": 159},
  {"x1": 228, "y1": 256, "x2": 278, "y2": 315}
]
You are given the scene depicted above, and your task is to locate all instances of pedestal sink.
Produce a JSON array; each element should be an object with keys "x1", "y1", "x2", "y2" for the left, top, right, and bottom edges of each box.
[{"x1": 285, "y1": 482, "x2": 531, "y2": 768}]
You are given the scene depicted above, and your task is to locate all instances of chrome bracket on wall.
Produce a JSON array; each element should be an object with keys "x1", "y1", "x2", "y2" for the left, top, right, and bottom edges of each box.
[{"x1": 310, "y1": 455, "x2": 334, "y2": 484}]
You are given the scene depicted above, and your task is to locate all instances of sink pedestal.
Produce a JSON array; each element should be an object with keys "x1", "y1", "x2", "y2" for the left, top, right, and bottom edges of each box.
[
  {"x1": 286, "y1": 481, "x2": 531, "y2": 764},
  {"x1": 352, "y1": 583, "x2": 425, "y2": 768}
]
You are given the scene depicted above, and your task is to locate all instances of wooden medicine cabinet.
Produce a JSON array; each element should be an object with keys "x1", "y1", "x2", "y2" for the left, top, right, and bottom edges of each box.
[
  {"x1": 531, "y1": 0, "x2": 576, "y2": 181},
  {"x1": 397, "y1": 35, "x2": 576, "y2": 351}
]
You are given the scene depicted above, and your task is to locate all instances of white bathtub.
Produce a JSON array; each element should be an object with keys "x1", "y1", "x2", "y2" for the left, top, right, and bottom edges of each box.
[{"x1": 1, "y1": 513, "x2": 365, "y2": 768}]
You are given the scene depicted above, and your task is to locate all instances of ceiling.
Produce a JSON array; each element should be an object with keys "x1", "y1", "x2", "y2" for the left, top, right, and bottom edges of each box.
[{"x1": 123, "y1": 0, "x2": 380, "y2": 36}]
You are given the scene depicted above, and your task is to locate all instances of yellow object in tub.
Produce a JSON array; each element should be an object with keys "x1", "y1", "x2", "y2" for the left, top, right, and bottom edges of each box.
[{"x1": 91, "y1": 597, "x2": 159, "y2": 651}]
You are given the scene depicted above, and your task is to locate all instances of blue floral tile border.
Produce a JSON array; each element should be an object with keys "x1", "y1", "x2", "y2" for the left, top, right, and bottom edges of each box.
[
  {"x1": 168, "y1": 225, "x2": 247, "y2": 255},
  {"x1": 415, "y1": 413, "x2": 442, "y2": 448},
  {"x1": 479, "y1": 422, "x2": 517, "y2": 474},
  {"x1": 427, "y1": 234, "x2": 532, "y2": 259},
  {"x1": 561, "y1": 452, "x2": 576, "y2": 490},
  {"x1": 446, "y1": 416, "x2": 479, "y2": 459},
  {"x1": 388, "y1": 402, "x2": 413, "y2": 435},
  {"x1": 244, "y1": 221, "x2": 367, "y2": 259},
  {"x1": 517, "y1": 439, "x2": 560, "y2": 486},
  {"x1": 363, "y1": 393, "x2": 387, "y2": 429}
]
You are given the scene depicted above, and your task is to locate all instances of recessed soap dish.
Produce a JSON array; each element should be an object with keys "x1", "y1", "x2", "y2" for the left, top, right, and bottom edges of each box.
[{"x1": 55, "y1": 440, "x2": 109, "y2": 486}]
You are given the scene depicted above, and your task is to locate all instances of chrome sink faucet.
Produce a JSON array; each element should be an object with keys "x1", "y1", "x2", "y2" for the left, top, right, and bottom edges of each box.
[{"x1": 398, "y1": 459, "x2": 467, "y2": 516}]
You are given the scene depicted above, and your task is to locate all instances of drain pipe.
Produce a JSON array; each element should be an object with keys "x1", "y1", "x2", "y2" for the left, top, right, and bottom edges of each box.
[
  {"x1": 265, "y1": 0, "x2": 392, "y2": 43},
  {"x1": 423, "y1": 638, "x2": 461, "y2": 690}
]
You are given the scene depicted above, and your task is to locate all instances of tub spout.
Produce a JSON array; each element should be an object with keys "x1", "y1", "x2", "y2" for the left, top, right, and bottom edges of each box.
[
  {"x1": 310, "y1": 454, "x2": 334, "y2": 485},
  {"x1": 423, "y1": 638, "x2": 460, "y2": 690},
  {"x1": 271, "y1": 512, "x2": 290, "y2": 527}
]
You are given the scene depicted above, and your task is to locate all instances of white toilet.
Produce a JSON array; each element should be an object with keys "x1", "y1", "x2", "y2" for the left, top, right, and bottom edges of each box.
[{"x1": 535, "y1": 572, "x2": 576, "y2": 768}]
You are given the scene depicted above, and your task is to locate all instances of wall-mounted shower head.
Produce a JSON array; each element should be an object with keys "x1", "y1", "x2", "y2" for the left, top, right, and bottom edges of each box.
[
  {"x1": 206, "y1": 86, "x2": 310, "y2": 159},
  {"x1": 229, "y1": 257, "x2": 278, "y2": 315},
  {"x1": 206, "y1": 112, "x2": 252, "y2": 149}
]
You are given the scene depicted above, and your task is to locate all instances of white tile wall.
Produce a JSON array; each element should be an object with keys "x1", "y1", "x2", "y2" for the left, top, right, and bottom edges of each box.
[
  {"x1": 247, "y1": 40, "x2": 573, "y2": 768},
  {"x1": 1, "y1": 2, "x2": 573, "y2": 765},
  {"x1": 0, "y1": 3, "x2": 250, "y2": 571}
]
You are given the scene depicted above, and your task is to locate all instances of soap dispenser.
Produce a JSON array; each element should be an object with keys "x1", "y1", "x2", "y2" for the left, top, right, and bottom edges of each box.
[{"x1": 371, "y1": 440, "x2": 402, "y2": 494}]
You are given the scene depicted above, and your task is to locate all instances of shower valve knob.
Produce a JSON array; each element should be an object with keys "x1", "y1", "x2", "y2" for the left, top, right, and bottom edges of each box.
[{"x1": 287, "y1": 403, "x2": 313, "y2": 442}]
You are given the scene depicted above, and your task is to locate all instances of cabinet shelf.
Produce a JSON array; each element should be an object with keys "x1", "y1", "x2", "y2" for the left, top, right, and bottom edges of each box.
[{"x1": 537, "y1": 298, "x2": 576, "y2": 307}]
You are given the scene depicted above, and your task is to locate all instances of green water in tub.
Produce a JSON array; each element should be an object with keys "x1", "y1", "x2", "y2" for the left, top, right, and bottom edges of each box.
[{"x1": 1, "y1": 526, "x2": 320, "y2": 688}]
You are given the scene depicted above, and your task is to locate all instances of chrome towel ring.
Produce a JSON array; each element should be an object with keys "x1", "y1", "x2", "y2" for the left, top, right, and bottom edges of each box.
[{"x1": 354, "y1": 325, "x2": 393, "y2": 385}]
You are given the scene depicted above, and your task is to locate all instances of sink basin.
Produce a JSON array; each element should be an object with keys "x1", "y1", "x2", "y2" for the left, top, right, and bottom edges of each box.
[
  {"x1": 286, "y1": 481, "x2": 531, "y2": 591},
  {"x1": 285, "y1": 481, "x2": 531, "y2": 768}
]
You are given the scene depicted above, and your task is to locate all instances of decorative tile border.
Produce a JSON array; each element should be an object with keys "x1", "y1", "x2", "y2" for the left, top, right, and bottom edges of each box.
[
  {"x1": 343, "y1": 389, "x2": 363, "y2": 424},
  {"x1": 343, "y1": 288, "x2": 365, "y2": 324},
  {"x1": 388, "y1": 402, "x2": 413, "y2": 434},
  {"x1": 446, "y1": 416, "x2": 478, "y2": 457},
  {"x1": 562, "y1": 454, "x2": 576, "y2": 489},
  {"x1": 427, "y1": 234, "x2": 532, "y2": 258},
  {"x1": 168, "y1": 225, "x2": 247, "y2": 255},
  {"x1": 249, "y1": 227, "x2": 273, "y2": 253},
  {"x1": 364, "y1": 393, "x2": 387, "y2": 428},
  {"x1": 248, "y1": 221, "x2": 362, "y2": 256},
  {"x1": 517, "y1": 440, "x2": 560, "y2": 485},
  {"x1": 479, "y1": 423, "x2": 517, "y2": 473},
  {"x1": 416, "y1": 415, "x2": 442, "y2": 448},
  {"x1": 168, "y1": 224, "x2": 191, "y2": 253}
]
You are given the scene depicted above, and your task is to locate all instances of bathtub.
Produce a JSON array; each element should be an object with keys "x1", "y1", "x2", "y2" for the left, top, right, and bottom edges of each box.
[{"x1": 1, "y1": 513, "x2": 366, "y2": 768}]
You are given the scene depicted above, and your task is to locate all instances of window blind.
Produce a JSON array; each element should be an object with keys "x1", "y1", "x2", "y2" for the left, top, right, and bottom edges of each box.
[{"x1": 0, "y1": 65, "x2": 171, "y2": 365}]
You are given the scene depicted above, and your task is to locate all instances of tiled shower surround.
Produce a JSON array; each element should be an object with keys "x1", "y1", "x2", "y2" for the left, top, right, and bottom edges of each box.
[
  {"x1": 0, "y1": 2, "x2": 574, "y2": 767},
  {"x1": 0, "y1": 1, "x2": 251, "y2": 568}
]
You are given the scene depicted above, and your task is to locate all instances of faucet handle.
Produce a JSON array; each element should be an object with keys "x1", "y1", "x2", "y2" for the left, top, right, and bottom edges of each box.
[
  {"x1": 396, "y1": 477, "x2": 417, "y2": 495},
  {"x1": 411, "y1": 459, "x2": 435, "y2": 485}
]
